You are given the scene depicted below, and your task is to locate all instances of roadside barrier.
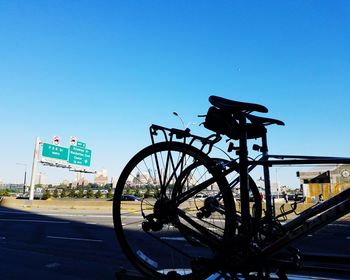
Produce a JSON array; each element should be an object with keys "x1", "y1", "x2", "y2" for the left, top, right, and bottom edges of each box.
[{"x1": 0, "y1": 197, "x2": 113, "y2": 210}]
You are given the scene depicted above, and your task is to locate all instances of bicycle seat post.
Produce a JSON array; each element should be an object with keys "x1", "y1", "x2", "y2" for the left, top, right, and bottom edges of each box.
[
  {"x1": 237, "y1": 114, "x2": 252, "y2": 242},
  {"x1": 261, "y1": 132, "x2": 273, "y2": 223}
]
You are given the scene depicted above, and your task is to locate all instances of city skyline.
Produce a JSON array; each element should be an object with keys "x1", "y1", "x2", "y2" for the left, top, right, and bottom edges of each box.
[
  {"x1": 0, "y1": 167, "x2": 110, "y2": 187},
  {"x1": 1, "y1": 1, "x2": 349, "y2": 188}
]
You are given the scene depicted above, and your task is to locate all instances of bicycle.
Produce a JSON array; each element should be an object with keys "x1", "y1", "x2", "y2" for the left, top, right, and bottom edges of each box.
[
  {"x1": 113, "y1": 95, "x2": 350, "y2": 279},
  {"x1": 113, "y1": 125, "x2": 237, "y2": 279}
]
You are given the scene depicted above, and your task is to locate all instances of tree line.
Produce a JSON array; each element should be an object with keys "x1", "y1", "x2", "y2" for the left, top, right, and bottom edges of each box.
[{"x1": 41, "y1": 184, "x2": 114, "y2": 200}]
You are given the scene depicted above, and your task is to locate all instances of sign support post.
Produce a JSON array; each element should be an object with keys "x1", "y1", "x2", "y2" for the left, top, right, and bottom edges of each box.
[{"x1": 29, "y1": 137, "x2": 41, "y2": 201}]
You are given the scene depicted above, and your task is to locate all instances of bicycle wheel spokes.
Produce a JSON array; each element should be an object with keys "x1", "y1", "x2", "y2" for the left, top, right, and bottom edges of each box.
[
  {"x1": 173, "y1": 168, "x2": 227, "y2": 239},
  {"x1": 216, "y1": 159, "x2": 262, "y2": 234},
  {"x1": 114, "y1": 142, "x2": 235, "y2": 279}
]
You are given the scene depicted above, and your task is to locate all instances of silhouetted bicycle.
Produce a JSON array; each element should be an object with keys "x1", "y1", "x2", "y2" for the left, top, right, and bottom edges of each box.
[{"x1": 113, "y1": 96, "x2": 350, "y2": 279}]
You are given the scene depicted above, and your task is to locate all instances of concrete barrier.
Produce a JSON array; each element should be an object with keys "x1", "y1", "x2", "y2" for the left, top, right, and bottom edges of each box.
[
  {"x1": 0, "y1": 197, "x2": 113, "y2": 211},
  {"x1": 0, "y1": 197, "x2": 315, "y2": 220}
]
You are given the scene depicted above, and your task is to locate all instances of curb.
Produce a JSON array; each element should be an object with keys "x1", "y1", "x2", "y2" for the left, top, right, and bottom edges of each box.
[{"x1": 0, "y1": 197, "x2": 113, "y2": 211}]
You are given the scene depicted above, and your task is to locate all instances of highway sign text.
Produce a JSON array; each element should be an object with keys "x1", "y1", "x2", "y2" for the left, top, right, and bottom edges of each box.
[{"x1": 42, "y1": 143, "x2": 69, "y2": 161}]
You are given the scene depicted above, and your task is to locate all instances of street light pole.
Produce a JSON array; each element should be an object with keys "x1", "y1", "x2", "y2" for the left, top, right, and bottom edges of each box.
[
  {"x1": 23, "y1": 170, "x2": 27, "y2": 194},
  {"x1": 16, "y1": 163, "x2": 27, "y2": 194},
  {"x1": 275, "y1": 167, "x2": 279, "y2": 198}
]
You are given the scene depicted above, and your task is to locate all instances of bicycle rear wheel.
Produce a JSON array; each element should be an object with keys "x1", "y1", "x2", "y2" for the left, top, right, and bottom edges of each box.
[{"x1": 113, "y1": 142, "x2": 235, "y2": 279}]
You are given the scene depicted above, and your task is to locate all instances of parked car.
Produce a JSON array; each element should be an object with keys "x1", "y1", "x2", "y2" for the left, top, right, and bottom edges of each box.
[
  {"x1": 291, "y1": 192, "x2": 305, "y2": 202},
  {"x1": 121, "y1": 195, "x2": 140, "y2": 201},
  {"x1": 16, "y1": 193, "x2": 45, "y2": 200},
  {"x1": 16, "y1": 193, "x2": 29, "y2": 199},
  {"x1": 194, "y1": 193, "x2": 208, "y2": 199}
]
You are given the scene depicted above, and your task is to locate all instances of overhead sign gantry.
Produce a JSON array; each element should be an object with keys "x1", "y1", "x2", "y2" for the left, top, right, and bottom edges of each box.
[
  {"x1": 41, "y1": 136, "x2": 92, "y2": 169},
  {"x1": 28, "y1": 136, "x2": 95, "y2": 201}
]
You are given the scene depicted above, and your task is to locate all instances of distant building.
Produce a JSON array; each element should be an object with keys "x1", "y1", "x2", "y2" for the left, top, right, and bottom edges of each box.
[
  {"x1": 61, "y1": 179, "x2": 70, "y2": 186},
  {"x1": 125, "y1": 170, "x2": 213, "y2": 192},
  {"x1": 132, "y1": 171, "x2": 154, "y2": 185},
  {"x1": 37, "y1": 172, "x2": 47, "y2": 186},
  {"x1": 255, "y1": 177, "x2": 281, "y2": 196},
  {"x1": 72, "y1": 173, "x2": 89, "y2": 188},
  {"x1": 95, "y1": 169, "x2": 108, "y2": 186},
  {"x1": 126, "y1": 171, "x2": 159, "y2": 187},
  {"x1": 297, "y1": 164, "x2": 350, "y2": 203},
  {"x1": 78, "y1": 177, "x2": 89, "y2": 186},
  {"x1": 111, "y1": 176, "x2": 118, "y2": 189},
  {"x1": 0, "y1": 183, "x2": 24, "y2": 192}
]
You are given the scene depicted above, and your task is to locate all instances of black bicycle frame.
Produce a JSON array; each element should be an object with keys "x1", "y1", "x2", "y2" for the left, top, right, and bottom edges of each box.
[
  {"x1": 148, "y1": 123, "x2": 350, "y2": 259},
  {"x1": 248, "y1": 139, "x2": 350, "y2": 258},
  {"x1": 263, "y1": 188, "x2": 350, "y2": 257}
]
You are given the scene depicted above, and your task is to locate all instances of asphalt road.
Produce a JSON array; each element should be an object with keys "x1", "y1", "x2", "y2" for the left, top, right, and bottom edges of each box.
[
  {"x1": 0, "y1": 206, "x2": 137, "y2": 280},
  {"x1": 1, "y1": 205, "x2": 350, "y2": 280},
  {"x1": 294, "y1": 215, "x2": 350, "y2": 256}
]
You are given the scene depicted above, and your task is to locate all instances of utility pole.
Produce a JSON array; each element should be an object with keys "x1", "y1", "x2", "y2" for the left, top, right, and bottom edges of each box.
[{"x1": 16, "y1": 163, "x2": 27, "y2": 194}]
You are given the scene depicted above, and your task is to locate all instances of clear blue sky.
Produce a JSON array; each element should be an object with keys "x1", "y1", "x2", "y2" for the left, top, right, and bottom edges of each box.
[{"x1": 0, "y1": 1, "x2": 349, "y2": 187}]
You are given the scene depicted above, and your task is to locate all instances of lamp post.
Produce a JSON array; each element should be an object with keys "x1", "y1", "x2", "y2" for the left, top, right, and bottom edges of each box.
[
  {"x1": 275, "y1": 167, "x2": 280, "y2": 198},
  {"x1": 16, "y1": 163, "x2": 27, "y2": 194}
]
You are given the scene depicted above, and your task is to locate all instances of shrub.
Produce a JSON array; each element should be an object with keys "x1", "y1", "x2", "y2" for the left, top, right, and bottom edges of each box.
[
  {"x1": 95, "y1": 189, "x2": 102, "y2": 199},
  {"x1": 106, "y1": 188, "x2": 113, "y2": 199},
  {"x1": 68, "y1": 188, "x2": 76, "y2": 198},
  {"x1": 86, "y1": 188, "x2": 94, "y2": 198},
  {"x1": 61, "y1": 188, "x2": 67, "y2": 198},
  {"x1": 53, "y1": 189, "x2": 59, "y2": 198},
  {"x1": 42, "y1": 189, "x2": 51, "y2": 200}
]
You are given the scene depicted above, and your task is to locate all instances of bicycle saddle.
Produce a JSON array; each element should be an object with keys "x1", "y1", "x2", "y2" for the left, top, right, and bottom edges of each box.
[
  {"x1": 209, "y1": 95, "x2": 268, "y2": 114},
  {"x1": 204, "y1": 96, "x2": 284, "y2": 140},
  {"x1": 247, "y1": 114, "x2": 285, "y2": 126}
]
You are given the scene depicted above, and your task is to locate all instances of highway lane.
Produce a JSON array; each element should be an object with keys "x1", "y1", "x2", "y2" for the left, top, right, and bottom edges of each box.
[
  {"x1": 294, "y1": 215, "x2": 350, "y2": 257},
  {"x1": 0, "y1": 206, "x2": 137, "y2": 280},
  {"x1": 1, "y1": 205, "x2": 350, "y2": 279}
]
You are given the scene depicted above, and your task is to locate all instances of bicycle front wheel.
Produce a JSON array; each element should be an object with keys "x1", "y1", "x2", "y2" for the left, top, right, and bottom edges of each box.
[{"x1": 113, "y1": 142, "x2": 235, "y2": 279}]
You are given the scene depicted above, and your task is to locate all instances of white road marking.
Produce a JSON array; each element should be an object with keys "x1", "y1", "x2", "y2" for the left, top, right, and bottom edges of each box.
[
  {"x1": 45, "y1": 262, "x2": 61, "y2": 268},
  {"x1": 160, "y1": 237, "x2": 186, "y2": 241},
  {"x1": 47, "y1": 235, "x2": 103, "y2": 242},
  {"x1": 45, "y1": 214, "x2": 112, "y2": 218},
  {"x1": 329, "y1": 223, "x2": 350, "y2": 227}
]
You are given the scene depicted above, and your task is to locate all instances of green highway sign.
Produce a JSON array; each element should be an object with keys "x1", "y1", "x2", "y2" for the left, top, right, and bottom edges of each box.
[
  {"x1": 42, "y1": 143, "x2": 69, "y2": 161},
  {"x1": 77, "y1": 141, "x2": 86, "y2": 148},
  {"x1": 68, "y1": 145, "x2": 91, "y2": 166}
]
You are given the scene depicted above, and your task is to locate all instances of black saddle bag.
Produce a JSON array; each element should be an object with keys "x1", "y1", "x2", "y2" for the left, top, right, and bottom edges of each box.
[{"x1": 204, "y1": 106, "x2": 266, "y2": 140}]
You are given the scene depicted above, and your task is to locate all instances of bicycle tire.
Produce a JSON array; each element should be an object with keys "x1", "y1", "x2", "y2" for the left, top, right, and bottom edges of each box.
[{"x1": 113, "y1": 142, "x2": 235, "y2": 279}]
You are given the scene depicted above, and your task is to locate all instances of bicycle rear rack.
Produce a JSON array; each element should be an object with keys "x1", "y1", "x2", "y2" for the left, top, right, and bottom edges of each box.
[{"x1": 150, "y1": 124, "x2": 222, "y2": 155}]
